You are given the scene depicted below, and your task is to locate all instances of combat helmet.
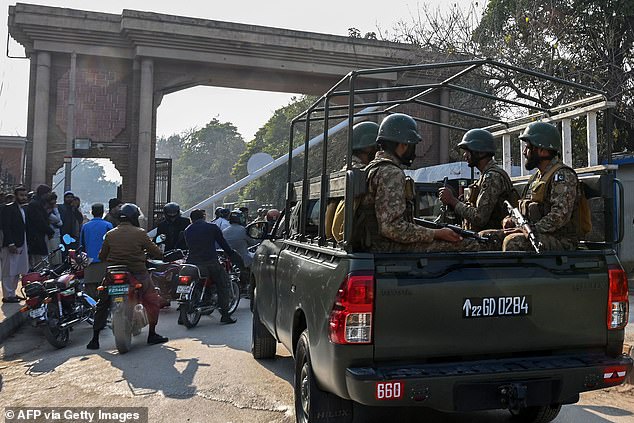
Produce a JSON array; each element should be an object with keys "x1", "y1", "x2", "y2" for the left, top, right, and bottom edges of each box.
[
  {"x1": 352, "y1": 121, "x2": 379, "y2": 151},
  {"x1": 377, "y1": 113, "x2": 422, "y2": 145},
  {"x1": 457, "y1": 129, "x2": 496, "y2": 153},
  {"x1": 519, "y1": 122, "x2": 561, "y2": 153}
]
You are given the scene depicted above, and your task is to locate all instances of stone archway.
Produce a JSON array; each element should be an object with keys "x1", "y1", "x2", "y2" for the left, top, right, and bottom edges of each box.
[{"x1": 9, "y1": 3, "x2": 447, "y2": 226}]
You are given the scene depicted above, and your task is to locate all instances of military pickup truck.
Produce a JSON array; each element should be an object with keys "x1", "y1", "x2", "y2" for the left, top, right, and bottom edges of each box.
[{"x1": 247, "y1": 60, "x2": 632, "y2": 423}]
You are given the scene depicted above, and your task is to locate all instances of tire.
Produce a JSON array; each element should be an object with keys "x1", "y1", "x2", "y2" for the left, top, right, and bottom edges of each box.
[
  {"x1": 226, "y1": 280, "x2": 241, "y2": 315},
  {"x1": 180, "y1": 283, "x2": 202, "y2": 329},
  {"x1": 294, "y1": 330, "x2": 352, "y2": 423},
  {"x1": 112, "y1": 305, "x2": 132, "y2": 354},
  {"x1": 43, "y1": 303, "x2": 70, "y2": 349},
  {"x1": 510, "y1": 404, "x2": 562, "y2": 423},
  {"x1": 251, "y1": 301, "x2": 276, "y2": 359}
]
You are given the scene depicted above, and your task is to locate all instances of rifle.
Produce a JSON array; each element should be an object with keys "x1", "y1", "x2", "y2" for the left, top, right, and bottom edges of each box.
[
  {"x1": 503, "y1": 200, "x2": 543, "y2": 253},
  {"x1": 434, "y1": 176, "x2": 450, "y2": 224},
  {"x1": 414, "y1": 217, "x2": 491, "y2": 244}
]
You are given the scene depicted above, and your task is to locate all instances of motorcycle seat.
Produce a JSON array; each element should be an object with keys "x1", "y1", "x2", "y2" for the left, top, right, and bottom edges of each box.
[
  {"x1": 179, "y1": 264, "x2": 208, "y2": 279},
  {"x1": 146, "y1": 259, "x2": 169, "y2": 272}
]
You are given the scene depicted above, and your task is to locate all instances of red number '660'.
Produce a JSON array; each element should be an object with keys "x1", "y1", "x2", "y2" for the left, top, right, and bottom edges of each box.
[{"x1": 375, "y1": 381, "x2": 403, "y2": 400}]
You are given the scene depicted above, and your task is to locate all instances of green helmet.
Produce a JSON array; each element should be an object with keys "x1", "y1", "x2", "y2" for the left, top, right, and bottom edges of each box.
[
  {"x1": 519, "y1": 122, "x2": 561, "y2": 152},
  {"x1": 457, "y1": 128, "x2": 496, "y2": 153},
  {"x1": 377, "y1": 113, "x2": 422, "y2": 145},
  {"x1": 352, "y1": 121, "x2": 379, "y2": 151}
]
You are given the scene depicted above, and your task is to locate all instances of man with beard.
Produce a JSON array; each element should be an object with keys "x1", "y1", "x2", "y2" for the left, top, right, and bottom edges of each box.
[
  {"x1": 354, "y1": 113, "x2": 478, "y2": 252},
  {"x1": 1, "y1": 186, "x2": 29, "y2": 302},
  {"x1": 438, "y1": 129, "x2": 517, "y2": 232},
  {"x1": 501, "y1": 122, "x2": 580, "y2": 252}
]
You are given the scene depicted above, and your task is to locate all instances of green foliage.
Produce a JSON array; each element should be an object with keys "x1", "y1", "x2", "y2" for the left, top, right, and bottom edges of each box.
[
  {"x1": 157, "y1": 119, "x2": 245, "y2": 210},
  {"x1": 231, "y1": 95, "x2": 329, "y2": 208},
  {"x1": 52, "y1": 159, "x2": 118, "y2": 214}
]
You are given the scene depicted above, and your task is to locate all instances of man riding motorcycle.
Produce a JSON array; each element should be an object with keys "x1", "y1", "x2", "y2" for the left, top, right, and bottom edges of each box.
[
  {"x1": 154, "y1": 202, "x2": 190, "y2": 251},
  {"x1": 183, "y1": 209, "x2": 240, "y2": 324},
  {"x1": 87, "y1": 203, "x2": 168, "y2": 350}
]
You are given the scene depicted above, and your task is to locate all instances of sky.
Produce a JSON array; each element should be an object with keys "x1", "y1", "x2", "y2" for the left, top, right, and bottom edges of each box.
[{"x1": 0, "y1": 0, "x2": 477, "y2": 184}]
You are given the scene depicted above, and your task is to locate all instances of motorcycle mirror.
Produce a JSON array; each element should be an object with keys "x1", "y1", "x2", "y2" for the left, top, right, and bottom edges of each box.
[
  {"x1": 147, "y1": 227, "x2": 158, "y2": 238},
  {"x1": 247, "y1": 222, "x2": 268, "y2": 239},
  {"x1": 62, "y1": 234, "x2": 75, "y2": 244},
  {"x1": 156, "y1": 234, "x2": 166, "y2": 244},
  {"x1": 59, "y1": 244, "x2": 66, "y2": 252}
]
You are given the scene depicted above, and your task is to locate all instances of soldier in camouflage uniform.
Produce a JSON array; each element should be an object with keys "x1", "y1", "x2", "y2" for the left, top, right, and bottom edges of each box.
[
  {"x1": 439, "y1": 128, "x2": 517, "y2": 232},
  {"x1": 502, "y1": 122, "x2": 581, "y2": 251},
  {"x1": 354, "y1": 114, "x2": 478, "y2": 252},
  {"x1": 329, "y1": 121, "x2": 379, "y2": 241}
]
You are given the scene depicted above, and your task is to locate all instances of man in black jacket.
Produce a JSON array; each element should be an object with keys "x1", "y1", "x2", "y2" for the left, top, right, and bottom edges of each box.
[
  {"x1": 154, "y1": 202, "x2": 190, "y2": 251},
  {"x1": 1, "y1": 186, "x2": 29, "y2": 302},
  {"x1": 25, "y1": 184, "x2": 55, "y2": 269}
]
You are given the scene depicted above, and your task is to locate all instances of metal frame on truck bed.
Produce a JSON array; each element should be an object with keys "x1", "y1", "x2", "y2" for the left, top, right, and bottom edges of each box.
[{"x1": 282, "y1": 58, "x2": 622, "y2": 251}]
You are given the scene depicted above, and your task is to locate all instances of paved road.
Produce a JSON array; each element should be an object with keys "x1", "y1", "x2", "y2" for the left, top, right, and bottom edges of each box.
[{"x1": 1, "y1": 301, "x2": 632, "y2": 423}]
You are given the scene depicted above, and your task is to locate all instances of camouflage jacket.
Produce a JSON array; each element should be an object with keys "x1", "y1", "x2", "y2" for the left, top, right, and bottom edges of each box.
[
  {"x1": 521, "y1": 157, "x2": 579, "y2": 239},
  {"x1": 359, "y1": 151, "x2": 434, "y2": 245},
  {"x1": 454, "y1": 159, "x2": 513, "y2": 231}
]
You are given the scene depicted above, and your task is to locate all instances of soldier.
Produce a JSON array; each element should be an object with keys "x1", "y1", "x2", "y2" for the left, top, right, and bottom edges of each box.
[
  {"x1": 328, "y1": 121, "x2": 379, "y2": 242},
  {"x1": 354, "y1": 113, "x2": 478, "y2": 252},
  {"x1": 502, "y1": 122, "x2": 580, "y2": 251},
  {"x1": 439, "y1": 129, "x2": 517, "y2": 232}
]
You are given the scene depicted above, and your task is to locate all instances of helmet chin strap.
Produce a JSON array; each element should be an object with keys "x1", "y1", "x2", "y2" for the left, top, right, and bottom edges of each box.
[{"x1": 398, "y1": 144, "x2": 417, "y2": 167}]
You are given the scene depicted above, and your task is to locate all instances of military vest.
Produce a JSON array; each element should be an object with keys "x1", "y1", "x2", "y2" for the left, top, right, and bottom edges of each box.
[
  {"x1": 465, "y1": 165, "x2": 519, "y2": 231},
  {"x1": 351, "y1": 159, "x2": 415, "y2": 251},
  {"x1": 519, "y1": 161, "x2": 580, "y2": 239}
]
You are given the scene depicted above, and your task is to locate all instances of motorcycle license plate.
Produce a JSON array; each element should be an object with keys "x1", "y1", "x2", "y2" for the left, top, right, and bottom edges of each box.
[
  {"x1": 29, "y1": 306, "x2": 46, "y2": 319},
  {"x1": 108, "y1": 285, "x2": 129, "y2": 296},
  {"x1": 176, "y1": 285, "x2": 192, "y2": 294}
]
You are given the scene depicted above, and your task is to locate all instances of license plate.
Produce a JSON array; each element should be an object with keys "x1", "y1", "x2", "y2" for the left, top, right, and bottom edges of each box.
[
  {"x1": 176, "y1": 285, "x2": 192, "y2": 294},
  {"x1": 375, "y1": 381, "x2": 403, "y2": 400},
  {"x1": 29, "y1": 306, "x2": 46, "y2": 319},
  {"x1": 108, "y1": 285, "x2": 129, "y2": 296},
  {"x1": 462, "y1": 296, "x2": 531, "y2": 318}
]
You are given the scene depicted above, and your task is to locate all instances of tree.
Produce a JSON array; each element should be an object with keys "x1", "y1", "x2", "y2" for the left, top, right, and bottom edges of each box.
[
  {"x1": 386, "y1": 1, "x2": 634, "y2": 161},
  {"x1": 230, "y1": 95, "x2": 358, "y2": 208},
  {"x1": 52, "y1": 159, "x2": 118, "y2": 213},
  {"x1": 173, "y1": 118, "x2": 245, "y2": 209}
]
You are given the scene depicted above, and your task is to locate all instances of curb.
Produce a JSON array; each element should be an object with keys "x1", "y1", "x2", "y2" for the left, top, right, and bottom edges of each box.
[{"x1": 0, "y1": 308, "x2": 27, "y2": 344}]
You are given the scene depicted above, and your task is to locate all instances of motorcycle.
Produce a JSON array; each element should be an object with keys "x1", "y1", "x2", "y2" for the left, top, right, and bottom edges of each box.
[
  {"x1": 19, "y1": 235, "x2": 96, "y2": 349},
  {"x1": 176, "y1": 251, "x2": 240, "y2": 328},
  {"x1": 147, "y1": 249, "x2": 187, "y2": 306},
  {"x1": 99, "y1": 266, "x2": 150, "y2": 354}
]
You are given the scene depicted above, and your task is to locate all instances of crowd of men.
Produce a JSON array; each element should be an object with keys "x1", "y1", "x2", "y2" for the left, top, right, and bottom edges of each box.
[{"x1": 0, "y1": 185, "x2": 89, "y2": 303}]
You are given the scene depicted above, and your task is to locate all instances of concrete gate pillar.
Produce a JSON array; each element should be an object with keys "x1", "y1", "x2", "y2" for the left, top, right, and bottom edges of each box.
[
  {"x1": 32, "y1": 51, "x2": 51, "y2": 188},
  {"x1": 137, "y1": 58, "x2": 153, "y2": 224}
]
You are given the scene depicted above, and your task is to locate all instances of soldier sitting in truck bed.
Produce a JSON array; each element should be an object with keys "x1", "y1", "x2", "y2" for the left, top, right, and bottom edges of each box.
[
  {"x1": 501, "y1": 122, "x2": 582, "y2": 251},
  {"x1": 354, "y1": 113, "x2": 479, "y2": 252},
  {"x1": 439, "y1": 128, "x2": 518, "y2": 232}
]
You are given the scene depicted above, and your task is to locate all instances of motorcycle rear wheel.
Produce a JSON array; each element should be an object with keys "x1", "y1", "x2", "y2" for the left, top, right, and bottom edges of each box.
[
  {"x1": 112, "y1": 305, "x2": 132, "y2": 354},
  {"x1": 227, "y1": 280, "x2": 241, "y2": 315},
  {"x1": 43, "y1": 303, "x2": 70, "y2": 349},
  {"x1": 180, "y1": 283, "x2": 202, "y2": 328}
]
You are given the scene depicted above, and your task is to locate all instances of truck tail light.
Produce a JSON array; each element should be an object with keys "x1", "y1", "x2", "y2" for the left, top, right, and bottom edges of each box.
[
  {"x1": 608, "y1": 265, "x2": 629, "y2": 330},
  {"x1": 329, "y1": 272, "x2": 374, "y2": 344}
]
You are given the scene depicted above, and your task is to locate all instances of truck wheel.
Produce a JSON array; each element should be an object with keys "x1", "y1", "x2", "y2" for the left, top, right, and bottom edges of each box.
[
  {"x1": 510, "y1": 404, "x2": 562, "y2": 423},
  {"x1": 251, "y1": 302, "x2": 276, "y2": 359},
  {"x1": 294, "y1": 330, "x2": 352, "y2": 423}
]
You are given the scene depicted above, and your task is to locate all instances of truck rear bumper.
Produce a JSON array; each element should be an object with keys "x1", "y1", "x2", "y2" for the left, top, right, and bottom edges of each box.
[{"x1": 345, "y1": 354, "x2": 633, "y2": 412}]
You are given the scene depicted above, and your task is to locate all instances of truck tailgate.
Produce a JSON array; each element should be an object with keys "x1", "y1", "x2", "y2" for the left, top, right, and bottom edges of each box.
[{"x1": 373, "y1": 253, "x2": 609, "y2": 361}]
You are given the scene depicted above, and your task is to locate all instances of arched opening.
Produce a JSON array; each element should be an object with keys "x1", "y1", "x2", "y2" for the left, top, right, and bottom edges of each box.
[
  {"x1": 52, "y1": 158, "x2": 122, "y2": 218},
  {"x1": 156, "y1": 86, "x2": 297, "y2": 212}
]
